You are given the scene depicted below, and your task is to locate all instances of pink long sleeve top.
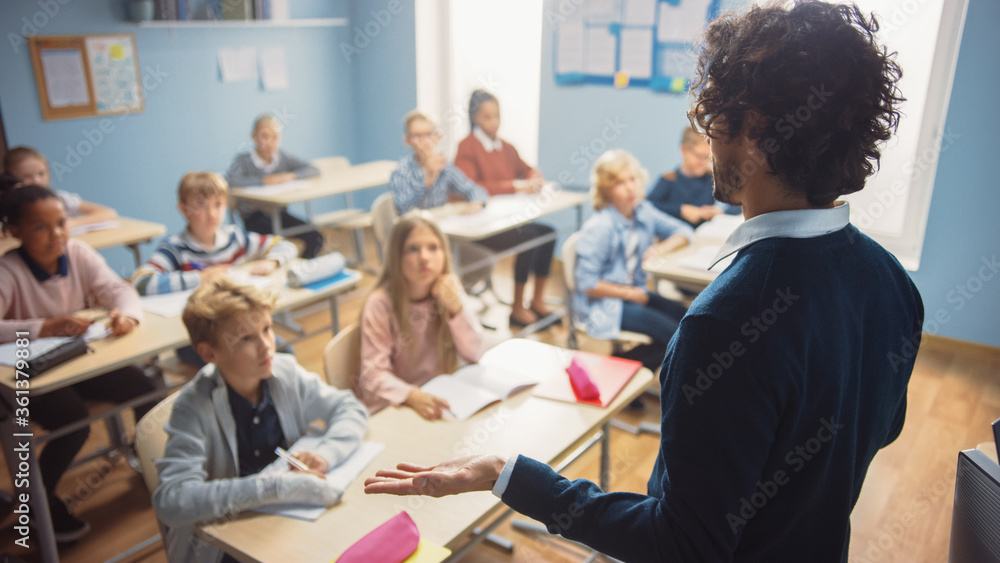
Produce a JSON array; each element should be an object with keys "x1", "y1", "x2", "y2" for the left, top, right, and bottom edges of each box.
[
  {"x1": 358, "y1": 287, "x2": 483, "y2": 413},
  {"x1": 0, "y1": 239, "x2": 143, "y2": 343}
]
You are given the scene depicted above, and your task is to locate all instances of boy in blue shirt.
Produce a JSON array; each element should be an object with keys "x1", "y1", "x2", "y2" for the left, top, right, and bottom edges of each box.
[{"x1": 648, "y1": 127, "x2": 741, "y2": 226}]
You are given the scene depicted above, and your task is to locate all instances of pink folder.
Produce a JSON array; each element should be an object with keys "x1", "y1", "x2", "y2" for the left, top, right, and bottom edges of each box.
[
  {"x1": 335, "y1": 511, "x2": 420, "y2": 563},
  {"x1": 533, "y1": 351, "x2": 642, "y2": 407}
]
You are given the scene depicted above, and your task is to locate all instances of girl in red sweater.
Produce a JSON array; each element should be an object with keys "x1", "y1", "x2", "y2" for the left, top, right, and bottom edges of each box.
[{"x1": 455, "y1": 90, "x2": 555, "y2": 327}]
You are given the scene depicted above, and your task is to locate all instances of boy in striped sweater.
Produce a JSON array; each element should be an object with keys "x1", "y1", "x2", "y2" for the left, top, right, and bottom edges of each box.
[{"x1": 131, "y1": 172, "x2": 297, "y2": 296}]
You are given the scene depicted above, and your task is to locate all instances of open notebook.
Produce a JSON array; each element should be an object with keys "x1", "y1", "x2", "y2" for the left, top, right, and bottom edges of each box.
[
  {"x1": 421, "y1": 363, "x2": 542, "y2": 421},
  {"x1": 254, "y1": 437, "x2": 385, "y2": 521}
]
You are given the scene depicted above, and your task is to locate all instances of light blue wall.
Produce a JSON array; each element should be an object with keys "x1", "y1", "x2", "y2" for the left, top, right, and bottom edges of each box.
[
  {"x1": 0, "y1": 1, "x2": 355, "y2": 276},
  {"x1": 346, "y1": 0, "x2": 416, "y2": 209},
  {"x1": 536, "y1": 0, "x2": 999, "y2": 348},
  {"x1": 906, "y1": 0, "x2": 1000, "y2": 348}
]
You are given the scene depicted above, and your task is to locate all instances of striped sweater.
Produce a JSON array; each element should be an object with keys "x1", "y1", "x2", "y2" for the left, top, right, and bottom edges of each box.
[{"x1": 131, "y1": 225, "x2": 297, "y2": 295}]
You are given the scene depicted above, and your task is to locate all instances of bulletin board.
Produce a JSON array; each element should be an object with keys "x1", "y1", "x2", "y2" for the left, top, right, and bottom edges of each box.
[
  {"x1": 553, "y1": 0, "x2": 720, "y2": 93},
  {"x1": 28, "y1": 34, "x2": 144, "y2": 121}
]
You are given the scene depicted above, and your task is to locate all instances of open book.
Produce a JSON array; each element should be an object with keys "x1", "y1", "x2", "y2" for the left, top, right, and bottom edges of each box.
[{"x1": 421, "y1": 363, "x2": 542, "y2": 421}]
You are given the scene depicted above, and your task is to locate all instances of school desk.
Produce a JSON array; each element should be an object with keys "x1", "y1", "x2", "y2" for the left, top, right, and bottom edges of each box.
[
  {"x1": 197, "y1": 338, "x2": 654, "y2": 563},
  {"x1": 228, "y1": 160, "x2": 397, "y2": 270},
  {"x1": 0, "y1": 217, "x2": 166, "y2": 268}
]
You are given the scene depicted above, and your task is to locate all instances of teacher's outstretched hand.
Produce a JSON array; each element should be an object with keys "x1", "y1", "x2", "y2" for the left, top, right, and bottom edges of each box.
[{"x1": 364, "y1": 455, "x2": 507, "y2": 498}]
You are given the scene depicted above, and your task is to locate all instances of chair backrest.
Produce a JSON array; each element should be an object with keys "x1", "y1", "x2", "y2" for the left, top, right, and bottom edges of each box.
[
  {"x1": 134, "y1": 391, "x2": 182, "y2": 494},
  {"x1": 370, "y1": 193, "x2": 398, "y2": 253},
  {"x1": 312, "y1": 156, "x2": 351, "y2": 178},
  {"x1": 561, "y1": 231, "x2": 581, "y2": 294},
  {"x1": 323, "y1": 323, "x2": 362, "y2": 393}
]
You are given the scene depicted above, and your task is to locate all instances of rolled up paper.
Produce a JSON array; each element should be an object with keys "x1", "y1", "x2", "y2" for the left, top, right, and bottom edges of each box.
[
  {"x1": 566, "y1": 357, "x2": 600, "y2": 401},
  {"x1": 287, "y1": 252, "x2": 346, "y2": 288}
]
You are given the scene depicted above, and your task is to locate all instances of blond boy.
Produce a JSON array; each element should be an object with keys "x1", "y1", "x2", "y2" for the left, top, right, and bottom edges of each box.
[{"x1": 153, "y1": 279, "x2": 368, "y2": 563}]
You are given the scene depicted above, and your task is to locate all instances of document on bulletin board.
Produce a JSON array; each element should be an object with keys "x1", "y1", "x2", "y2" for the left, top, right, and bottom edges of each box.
[
  {"x1": 85, "y1": 36, "x2": 142, "y2": 112},
  {"x1": 40, "y1": 49, "x2": 90, "y2": 108}
]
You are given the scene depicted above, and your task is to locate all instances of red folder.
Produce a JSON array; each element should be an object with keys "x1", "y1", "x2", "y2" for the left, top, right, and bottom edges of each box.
[{"x1": 532, "y1": 351, "x2": 642, "y2": 407}]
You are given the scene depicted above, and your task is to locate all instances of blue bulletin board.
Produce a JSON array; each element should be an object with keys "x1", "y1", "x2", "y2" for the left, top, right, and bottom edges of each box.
[{"x1": 553, "y1": 0, "x2": 720, "y2": 93}]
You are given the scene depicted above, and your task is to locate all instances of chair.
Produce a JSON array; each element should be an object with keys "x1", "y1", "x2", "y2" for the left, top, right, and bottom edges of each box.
[
  {"x1": 370, "y1": 195, "x2": 495, "y2": 297},
  {"x1": 323, "y1": 323, "x2": 362, "y2": 392},
  {"x1": 561, "y1": 231, "x2": 653, "y2": 352},
  {"x1": 370, "y1": 192, "x2": 397, "y2": 261},
  {"x1": 132, "y1": 391, "x2": 182, "y2": 553}
]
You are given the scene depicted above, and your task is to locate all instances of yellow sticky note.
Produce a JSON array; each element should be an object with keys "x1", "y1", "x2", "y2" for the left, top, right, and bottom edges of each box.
[
  {"x1": 402, "y1": 539, "x2": 451, "y2": 563},
  {"x1": 614, "y1": 71, "x2": 630, "y2": 89},
  {"x1": 671, "y1": 77, "x2": 686, "y2": 92},
  {"x1": 110, "y1": 44, "x2": 125, "y2": 60}
]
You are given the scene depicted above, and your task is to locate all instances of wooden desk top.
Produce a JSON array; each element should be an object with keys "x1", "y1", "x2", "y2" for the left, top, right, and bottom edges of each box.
[
  {"x1": 435, "y1": 189, "x2": 589, "y2": 241},
  {"x1": 0, "y1": 313, "x2": 188, "y2": 395},
  {"x1": 229, "y1": 160, "x2": 397, "y2": 208},
  {"x1": 0, "y1": 265, "x2": 361, "y2": 395},
  {"x1": 0, "y1": 217, "x2": 166, "y2": 256},
  {"x1": 643, "y1": 236, "x2": 726, "y2": 290},
  {"x1": 198, "y1": 339, "x2": 654, "y2": 563}
]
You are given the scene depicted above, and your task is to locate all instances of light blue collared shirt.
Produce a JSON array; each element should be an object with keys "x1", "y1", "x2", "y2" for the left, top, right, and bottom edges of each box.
[
  {"x1": 573, "y1": 201, "x2": 694, "y2": 340},
  {"x1": 494, "y1": 201, "x2": 853, "y2": 500}
]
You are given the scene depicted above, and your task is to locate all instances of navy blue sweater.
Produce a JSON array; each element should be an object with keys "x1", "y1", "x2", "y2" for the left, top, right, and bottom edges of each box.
[
  {"x1": 648, "y1": 169, "x2": 741, "y2": 225},
  {"x1": 501, "y1": 225, "x2": 923, "y2": 562}
]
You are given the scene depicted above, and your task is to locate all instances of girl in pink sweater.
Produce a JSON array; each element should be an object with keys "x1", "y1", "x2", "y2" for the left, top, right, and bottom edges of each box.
[
  {"x1": 358, "y1": 215, "x2": 483, "y2": 420},
  {"x1": 0, "y1": 186, "x2": 157, "y2": 543}
]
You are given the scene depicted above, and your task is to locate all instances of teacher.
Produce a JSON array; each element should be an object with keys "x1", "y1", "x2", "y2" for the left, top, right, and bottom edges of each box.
[{"x1": 365, "y1": 3, "x2": 923, "y2": 561}]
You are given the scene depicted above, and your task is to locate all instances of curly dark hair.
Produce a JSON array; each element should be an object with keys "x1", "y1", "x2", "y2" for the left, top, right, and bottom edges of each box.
[{"x1": 689, "y1": 1, "x2": 904, "y2": 206}]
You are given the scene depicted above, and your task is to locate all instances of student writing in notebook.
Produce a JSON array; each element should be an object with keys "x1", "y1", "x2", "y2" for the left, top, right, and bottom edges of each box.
[
  {"x1": 575, "y1": 149, "x2": 693, "y2": 372},
  {"x1": 0, "y1": 185, "x2": 157, "y2": 544},
  {"x1": 364, "y1": 3, "x2": 923, "y2": 560},
  {"x1": 2, "y1": 146, "x2": 117, "y2": 234},
  {"x1": 154, "y1": 279, "x2": 368, "y2": 563},
  {"x1": 357, "y1": 215, "x2": 483, "y2": 420},
  {"x1": 647, "y1": 127, "x2": 742, "y2": 226},
  {"x1": 454, "y1": 90, "x2": 556, "y2": 327},
  {"x1": 224, "y1": 114, "x2": 325, "y2": 258}
]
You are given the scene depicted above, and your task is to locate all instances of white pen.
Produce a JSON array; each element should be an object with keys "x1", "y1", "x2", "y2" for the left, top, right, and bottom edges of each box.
[{"x1": 274, "y1": 447, "x2": 311, "y2": 472}]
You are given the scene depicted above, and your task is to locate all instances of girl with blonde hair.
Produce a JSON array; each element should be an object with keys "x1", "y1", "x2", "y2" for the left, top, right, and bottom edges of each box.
[{"x1": 358, "y1": 214, "x2": 483, "y2": 420}]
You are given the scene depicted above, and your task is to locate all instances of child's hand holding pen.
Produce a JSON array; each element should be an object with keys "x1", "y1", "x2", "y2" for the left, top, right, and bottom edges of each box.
[{"x1": 276, "y1": 447, "x2": 329, "y2": 479}]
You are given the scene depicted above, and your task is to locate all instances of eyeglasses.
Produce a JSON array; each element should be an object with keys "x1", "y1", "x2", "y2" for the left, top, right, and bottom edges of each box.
[{"x1": 408, "y1": 130, "x2": 441, "y2": 140}]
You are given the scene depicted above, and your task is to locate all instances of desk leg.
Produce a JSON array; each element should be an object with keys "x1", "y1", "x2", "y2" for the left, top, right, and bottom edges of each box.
[
  {"x1": 271, "y1": 209, "x2": 282, "y2": 236},
  {"x1": 0, "y1": 416, "x2": 59, "y2": 563},
  {"x1": 576, "y1": 203, "x2": 583, "y2": 230},
  {"x1": 329, "y1": 295, "x2": 341, "y2": 334},
  {"x1": 600, "y1": 421, "x2": 611, "y2": 492},
  {"x1": 127, "y1": 243, "x2": 142, "y2": 268}
]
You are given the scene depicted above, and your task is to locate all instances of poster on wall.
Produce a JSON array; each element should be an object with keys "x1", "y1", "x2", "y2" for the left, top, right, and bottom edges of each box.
[
  {"x1": 29, "y1": 34, "x2": 144, "y2": 121},
  {"x1": 553, "y1": 0, "x2": 719, "y2": 93}
]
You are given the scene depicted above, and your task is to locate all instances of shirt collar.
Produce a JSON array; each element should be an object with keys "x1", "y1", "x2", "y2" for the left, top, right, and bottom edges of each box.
[
  {"x1": 226, "y1": 378, "x2": 273, "y2": 411},
  {"x1": 250, "y1": 150, "x2": 280, "y2": 174},
  {"x1": 472, "y1": 127, "x2": 503, "y2": 152},
  {"x1": 710, "y1": 202, "x2": 851, "y2": 269},
  {"x1": 181, "y1": 227, "x2": 220, "y2": 252},
  {"x1": 17, "y1": 246, "x2": 69, "y2": 282}
]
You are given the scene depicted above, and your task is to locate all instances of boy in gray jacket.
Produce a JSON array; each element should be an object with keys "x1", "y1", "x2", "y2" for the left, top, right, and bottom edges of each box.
[{"x1": 153, "y1": 279, "x2": 368, "y2": 563}]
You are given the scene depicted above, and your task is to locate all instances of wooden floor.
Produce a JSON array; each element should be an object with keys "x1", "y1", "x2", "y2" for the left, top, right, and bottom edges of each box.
[{"x1": 0, "y1": 233, "x2": 997, "y2": 563}]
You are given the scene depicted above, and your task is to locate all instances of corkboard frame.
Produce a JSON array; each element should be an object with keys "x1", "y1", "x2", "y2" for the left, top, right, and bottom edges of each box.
[{"x1": 28, "y1": 34, "x2": 144, "y2": 121}]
